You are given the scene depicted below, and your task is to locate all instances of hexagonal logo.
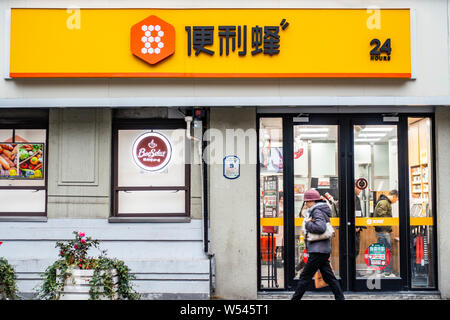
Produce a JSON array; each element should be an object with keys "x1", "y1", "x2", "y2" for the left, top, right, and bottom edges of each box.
[{"x1": 131, "y1": 15, "x2": 175, "y2": 65}]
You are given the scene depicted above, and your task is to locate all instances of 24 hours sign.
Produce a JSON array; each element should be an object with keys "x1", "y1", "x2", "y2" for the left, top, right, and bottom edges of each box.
[{"x1": 9, "y1": 8, "x2": 413, "y2": 78}]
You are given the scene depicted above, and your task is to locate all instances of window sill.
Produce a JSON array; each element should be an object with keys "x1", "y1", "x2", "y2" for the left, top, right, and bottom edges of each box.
[
  {"x1": 108, "y1": 216, "x2": 191, "y2": 223},
  {"x1": 0, "y1": 216, "x2": 47, "y2": 223}
]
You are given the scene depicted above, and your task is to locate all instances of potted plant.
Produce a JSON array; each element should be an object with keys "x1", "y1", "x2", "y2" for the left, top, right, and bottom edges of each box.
[
  {"x1": 0, "y1": 241, "x2": 18, "y2": 300},
  {"x1": 36, "y1": 231, "x2": 140, "y2": 300}
]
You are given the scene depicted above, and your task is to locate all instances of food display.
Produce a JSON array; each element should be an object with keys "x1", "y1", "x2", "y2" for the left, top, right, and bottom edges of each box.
[{"x1": 0, "y1": 143, "x2": 44, "y2": 179}]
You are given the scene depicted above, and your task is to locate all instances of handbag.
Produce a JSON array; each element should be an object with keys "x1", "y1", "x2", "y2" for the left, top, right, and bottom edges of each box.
[
  {"x1": 302, "y1": 209, "x2": 335, "y2": 242},
  {"x1": 307, "y1": 222, "x2": 335, "y2": 242}
]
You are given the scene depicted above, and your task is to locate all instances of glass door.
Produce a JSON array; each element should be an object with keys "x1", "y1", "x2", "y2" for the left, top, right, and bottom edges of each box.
[
  {"x1": 407, "y1": 117, "x2": 436, "y2": 289},
  {"x1": 292, "y1": 124, "x2": 341, "y2": 281},
  {"x1": 258, "y1": 118, "x2": 285, "y2": 289},
  {"x1": 352, "y1": 123, "x2": 403, "y2": 290},
  {"x1": 257, "y1": 114, "x2": 437, "y2": 292}
]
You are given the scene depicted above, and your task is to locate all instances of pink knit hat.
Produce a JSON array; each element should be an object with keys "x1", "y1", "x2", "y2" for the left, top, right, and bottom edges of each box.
[{"x1": 304, "y1": 189, "x2": 321, "y2": 201}]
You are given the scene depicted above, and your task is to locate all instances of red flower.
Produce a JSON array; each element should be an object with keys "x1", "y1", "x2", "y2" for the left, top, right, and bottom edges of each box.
[
  {"x1": 0, "y1": 241, "x2": 3, "y2": 246},
  {"x1": 78, "y1": 232, "x2": 85, "y2": 237},
  {"x1": 60, "y1": 251, "x2": 65, "y2": 256},
  {"x1": 80, "y1": 238, "x2": 86, "y2": 243},
  {"x1": 78, "y1": 264, "x2": 82, "y2": 268},
  {"x1": 74, "y1": 245, "x2": 78, "y2": 250}
]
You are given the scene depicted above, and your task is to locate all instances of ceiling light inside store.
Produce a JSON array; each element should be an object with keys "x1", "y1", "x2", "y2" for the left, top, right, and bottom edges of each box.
[
  {"x1": 298, "y1": 128, "x2": 329, "y2": 133},
  {"x1": 358, "y1": 133, "x2": 386, "y2": 137},
  {"x1": 299, "y1": 134, "x2": 328, "y2": 139},
  {"x1": 361, "y1": 127, "x2": 393, "y2": 132},
  {"x1": 354, "y1": 138, "x2": 380, "y2": 142}
]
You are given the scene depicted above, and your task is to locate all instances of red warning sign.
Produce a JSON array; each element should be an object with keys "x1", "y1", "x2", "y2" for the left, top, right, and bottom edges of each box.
[{"x1": 356, "y1": 178, "x2": 368, "y2": 190}]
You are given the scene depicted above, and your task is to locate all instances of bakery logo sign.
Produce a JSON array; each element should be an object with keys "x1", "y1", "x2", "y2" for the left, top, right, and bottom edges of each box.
[
  {"x1": 130, "y1": 15, "x2": 176, "y2": 65},
  {"x1": 132, "y1": 132, "x2": 172, "y2": 172}
]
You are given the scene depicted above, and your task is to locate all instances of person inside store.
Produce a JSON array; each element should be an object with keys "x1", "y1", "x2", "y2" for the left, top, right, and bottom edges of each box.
[
  {"x1": 291, "y1": 189, "x2": 345, "y2": 301},
  {"x1": 373, "y1": 189, "x2": 399, "y2": 277}
]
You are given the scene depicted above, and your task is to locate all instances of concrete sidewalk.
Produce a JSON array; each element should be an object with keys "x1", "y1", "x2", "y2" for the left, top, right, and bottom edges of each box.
[{"x1": 258, "y1": 291, "x2": 442, "y2": 300}]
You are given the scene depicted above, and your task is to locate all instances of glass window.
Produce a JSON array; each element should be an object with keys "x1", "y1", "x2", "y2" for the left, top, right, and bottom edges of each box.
[
  {"x1": 293, "y1": 125, "x2": 340, "y2": 278},
  {"x1": 259, "y1": 118, "x2": 284, "y2": 289},
  {"x1": 118, "y1": 129, "x2": 186, "y2": 187},
  {"x1": 0, "y1": 190, "x2": 46, "y2": 212},
  {"x1": 0, "y1": 130, "x2": 12, "y2": 142},
  {"x1": 118, "y1": 190, "x2": 186, "y2": 215},
  {"x1": 14, "y1": 129, "x2": 47, "y2": 143},
  {"x1": 353, "y1": 124, "x2": 399, "y2": 279},
  {"x1": 0, "y1": 128, "x2": 47, "y2": 216},
  {"x1": 408, "y1": 117, "x2": 435, "y2": 288},
  {"x1": 114, "y1": 126, "x2": 189, "y2": 218}
]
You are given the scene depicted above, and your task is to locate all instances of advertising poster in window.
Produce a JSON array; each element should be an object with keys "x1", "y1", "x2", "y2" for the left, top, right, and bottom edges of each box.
[
  {"x1": 0, "y1": 143, "x2": 45, "y2": 179},
  {"x1": 263, "y1": 176, "x2": 278, "y2": 218},
  {"x1": 364, "y1": 243, "x2": 391, "y2": 270}
]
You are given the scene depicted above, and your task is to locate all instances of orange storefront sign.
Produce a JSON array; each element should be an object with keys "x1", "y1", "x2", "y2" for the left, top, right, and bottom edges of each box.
[
  {"x1": 9, "y1": 8, "x2": 413, "y2": 78},
  {"x1": 130, "y1": 15, "x2": 175, "y2": 65}
]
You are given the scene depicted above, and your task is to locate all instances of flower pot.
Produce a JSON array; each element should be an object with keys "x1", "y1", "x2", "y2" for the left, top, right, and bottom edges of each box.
[{"x1": 57, "y1": 269, "x2": 118, "y2": 300}]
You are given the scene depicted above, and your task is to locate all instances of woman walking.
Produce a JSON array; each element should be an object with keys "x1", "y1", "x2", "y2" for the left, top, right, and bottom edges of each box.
[{"x1": 291, "y1": 189, "x2": 345, "y2": 301}]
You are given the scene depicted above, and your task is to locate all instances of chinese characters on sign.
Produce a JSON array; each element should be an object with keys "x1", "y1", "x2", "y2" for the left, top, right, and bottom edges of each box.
[
  {"x1": 185, "y1": 19, "x2": 289, "y2": 57},
  {"x1": 364, "y1": 243, "x2": 391, "y2": 270}
]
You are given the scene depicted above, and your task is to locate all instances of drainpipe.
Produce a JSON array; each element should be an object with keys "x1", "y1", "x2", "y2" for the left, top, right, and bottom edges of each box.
[
  {"x1": 184, "y1": 116, "x2": 202, "y2": 165},
  {"x1": 185, "y1": 115, "x2": 215, "y2": 294}
]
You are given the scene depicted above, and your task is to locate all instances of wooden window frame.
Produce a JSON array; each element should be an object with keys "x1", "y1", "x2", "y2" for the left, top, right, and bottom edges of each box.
[
  {"x1": 0, "y1": 120, "x2": 48, "y2": 217},
  {"x1": 111, "y1": 119, "x2": 190, "y2": 218}
]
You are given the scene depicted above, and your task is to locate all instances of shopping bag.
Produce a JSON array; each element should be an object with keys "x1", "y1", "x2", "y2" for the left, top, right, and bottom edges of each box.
[
  {"x1": 314, "y1": 262, "x2": 334, "y2": 289},
  {"x1": 314, "y1": 271, "x2": 328, "y2": 288}
]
